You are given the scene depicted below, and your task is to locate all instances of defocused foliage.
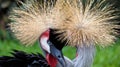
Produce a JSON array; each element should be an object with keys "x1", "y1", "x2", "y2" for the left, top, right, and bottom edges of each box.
[
  {"x1": 0, "y1": 0, "x2": 29, "y2": 40},
  {"x1": 0, "y1": 0, "x2": 24, "y2": 40}
]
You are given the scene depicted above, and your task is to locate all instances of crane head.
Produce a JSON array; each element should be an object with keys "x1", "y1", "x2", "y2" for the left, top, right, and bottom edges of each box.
[{"x1": 39, "y1": 29, "x2": 66, "y2": 67}]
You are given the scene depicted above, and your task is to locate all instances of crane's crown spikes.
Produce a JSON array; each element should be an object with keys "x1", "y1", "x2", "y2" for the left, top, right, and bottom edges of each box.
[
  {"x1": 9, "y1": 0, "x2": 120, "y2": 47},
  {"x1": 9, "y1": 0, "x2": 66, "y2": 46},
  {"x1": 55, "y1": 0, "x2": 120, "y2": 47}
]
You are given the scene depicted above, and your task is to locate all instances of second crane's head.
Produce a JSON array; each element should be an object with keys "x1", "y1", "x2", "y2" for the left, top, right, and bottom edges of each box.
[{"x1": 39, "y1": 29, "x2": 66, "y2": 67}]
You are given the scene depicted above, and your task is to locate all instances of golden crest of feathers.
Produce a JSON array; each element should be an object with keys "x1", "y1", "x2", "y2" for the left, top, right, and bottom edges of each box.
[
  {"x1": 55, "y1": 0, "x2": 120, "y2": 47},
  {"x1": 9, "y1": 0, "x2": 66, "y2": 45},
  {"x1": 9, "y1": 0, "x2": 120, "y2": 47}
]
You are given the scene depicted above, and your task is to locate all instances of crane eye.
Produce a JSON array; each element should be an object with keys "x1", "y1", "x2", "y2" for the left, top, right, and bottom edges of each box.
[{"x1": 57, "y1": 55, "x2": 61, "y2": 58}]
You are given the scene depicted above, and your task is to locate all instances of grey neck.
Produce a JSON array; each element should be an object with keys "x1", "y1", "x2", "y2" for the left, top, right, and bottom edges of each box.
[
  {"x1": 57, "y1": 56, "x2": 74, "y2": 67},
  {"x1": 73, "y1": 44, "x2": 95, "y2": 67}
]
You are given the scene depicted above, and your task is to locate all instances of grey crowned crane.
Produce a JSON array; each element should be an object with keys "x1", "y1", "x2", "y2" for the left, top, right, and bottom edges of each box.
[
  {"x1": 8, "y1": 0, "x2": 68, "y2": 67},
  {"x1": 0, "y1": 29, "x2": 73, "y2": 67},
  {"x1": 1, "y1": 0, "x2": 119, "y2": 67},
  {"x1": 0, "y1": 29, "x2": 67, "y2": 67}
]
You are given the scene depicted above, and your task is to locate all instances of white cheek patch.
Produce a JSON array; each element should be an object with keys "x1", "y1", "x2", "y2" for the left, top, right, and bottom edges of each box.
[{"x1": 40, "y1": 37, "x2": 50, "y2": 53}]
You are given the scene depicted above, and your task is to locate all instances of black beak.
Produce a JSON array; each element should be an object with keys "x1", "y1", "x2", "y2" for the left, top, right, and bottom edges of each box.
[{"x1": 47, "y1": 41, "x2": 66, "y2": 67}]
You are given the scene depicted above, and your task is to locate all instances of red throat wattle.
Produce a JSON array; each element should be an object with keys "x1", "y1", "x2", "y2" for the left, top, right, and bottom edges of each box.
[{"x1": 46, "y1": 54, "x2": 57, "y2": 67}]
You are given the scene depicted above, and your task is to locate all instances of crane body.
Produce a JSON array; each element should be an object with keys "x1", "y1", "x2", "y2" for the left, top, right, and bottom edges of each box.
[{"x1": 0, "y1": 50, "x2": 50, "y2": 67}]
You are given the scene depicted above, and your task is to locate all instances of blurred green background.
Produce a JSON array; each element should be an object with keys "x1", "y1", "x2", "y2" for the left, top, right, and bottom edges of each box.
[{"x1": 0, "y1": 0, "x2": 120, "y2": 67}]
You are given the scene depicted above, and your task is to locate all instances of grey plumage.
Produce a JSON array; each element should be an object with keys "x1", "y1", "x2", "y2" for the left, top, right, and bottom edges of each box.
[{"x1": 73, "y1": 45, "x2": 95, "y2": 67}]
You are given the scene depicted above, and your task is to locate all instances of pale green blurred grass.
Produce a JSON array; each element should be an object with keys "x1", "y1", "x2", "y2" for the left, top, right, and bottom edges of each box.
[{"x1": 0, "y1": 39, "x2": 120, "y2": 67}]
